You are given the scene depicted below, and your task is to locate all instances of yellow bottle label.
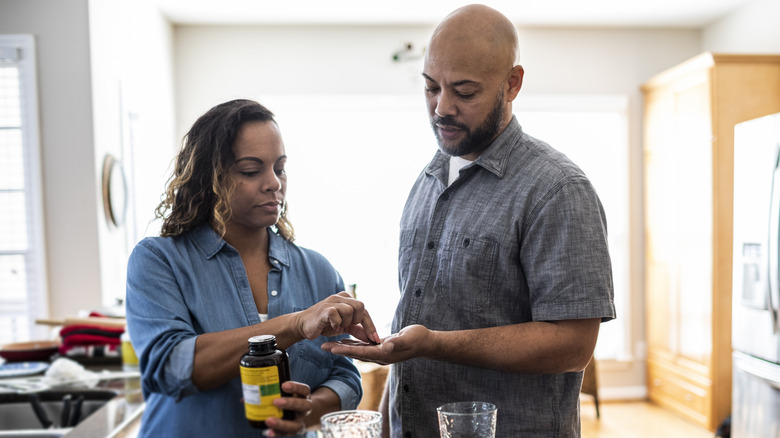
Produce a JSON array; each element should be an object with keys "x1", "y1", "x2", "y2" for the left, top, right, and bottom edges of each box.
[{"x1": 240, "y1": 365, "x2": 283, "y2": 421}]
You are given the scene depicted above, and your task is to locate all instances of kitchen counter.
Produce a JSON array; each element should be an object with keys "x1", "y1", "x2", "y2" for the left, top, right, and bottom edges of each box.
[{"x1": 62, "y1": 368, "x2": 144, "y2": 438}]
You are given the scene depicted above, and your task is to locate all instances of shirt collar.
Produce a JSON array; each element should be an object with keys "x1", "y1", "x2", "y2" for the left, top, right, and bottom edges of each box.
[
  {"x1": 189, "y1": 222, "x2": 291, "y2": 267},
  {"x1": 267, "y1": 227, "x2": 291, "y2": 267},
  {"x1": 426, "y1": 115, "x2": 523, "y2": 181},
  {"x1": 475, "y1": 115, "x2": 523, "y2": 178},
  {"x1": 190, "y1": 223, "x2": 227, "y2": 259}
]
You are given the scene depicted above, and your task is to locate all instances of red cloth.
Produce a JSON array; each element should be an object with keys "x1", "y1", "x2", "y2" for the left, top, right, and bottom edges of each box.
[{"x1": 58, "y1": 324, "x2": 124, "y2": 357}]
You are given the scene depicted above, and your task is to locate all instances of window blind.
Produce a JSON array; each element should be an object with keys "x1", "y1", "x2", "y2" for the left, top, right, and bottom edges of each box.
[{"x1": 0, "y1": 35, "x2": 47, "y2": 345}]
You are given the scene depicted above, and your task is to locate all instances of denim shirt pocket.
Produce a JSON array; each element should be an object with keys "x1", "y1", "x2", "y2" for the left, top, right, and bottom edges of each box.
[{"x1": 436, "y1": 234, "x2": 498, "y2": 311}]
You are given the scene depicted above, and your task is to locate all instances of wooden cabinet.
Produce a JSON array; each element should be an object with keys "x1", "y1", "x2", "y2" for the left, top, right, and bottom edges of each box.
[{"x1": 642, "y1": 53, "x2": 780, "y2": 431}]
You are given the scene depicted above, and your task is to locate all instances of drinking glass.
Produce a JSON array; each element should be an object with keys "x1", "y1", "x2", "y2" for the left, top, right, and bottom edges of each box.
[
  {"x1": 320, "y1": 410, "x2": 382, "y2": 438},
  {"x1": 437, "y1": 401, "x2": 497, "y2": 438}
]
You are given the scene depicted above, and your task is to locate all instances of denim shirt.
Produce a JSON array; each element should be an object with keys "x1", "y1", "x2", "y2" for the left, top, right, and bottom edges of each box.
[
  {"x1": 390, "y1": 117, "x2": 616, "y2": 438},
  {"x1": 126, "y1": 224, "x2": 361, "y2": 438}
]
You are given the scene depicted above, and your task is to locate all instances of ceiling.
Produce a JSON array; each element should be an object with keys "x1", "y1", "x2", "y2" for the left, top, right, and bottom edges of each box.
[{"x1": 154, "y1": 0, "x2": 752, "y2": 28}]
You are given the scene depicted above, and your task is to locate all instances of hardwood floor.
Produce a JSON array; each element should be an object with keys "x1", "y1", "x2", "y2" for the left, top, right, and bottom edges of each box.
[{"x1": 581, "y1": 400, "x2": 715, "y2": 438}]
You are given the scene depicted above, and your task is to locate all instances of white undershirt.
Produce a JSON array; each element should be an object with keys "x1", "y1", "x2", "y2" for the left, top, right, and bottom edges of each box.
[
  {"x1": 259, "y1": 313, "x2": 268, "y2": 322},
  {"x1": 448, "y1": 155, "x2": 474, "y2": 186}
]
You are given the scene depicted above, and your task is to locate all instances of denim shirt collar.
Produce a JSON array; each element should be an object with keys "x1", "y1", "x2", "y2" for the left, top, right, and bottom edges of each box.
[
  {"x1": 267, "y1": 228, "x2": 291, "y2": 267},
  {"x1": 425, "y1": 115, "x2": 523, "y2": 184},
  {"x1": 189, "y1": 223, "x2": 291, "y2": 267}
]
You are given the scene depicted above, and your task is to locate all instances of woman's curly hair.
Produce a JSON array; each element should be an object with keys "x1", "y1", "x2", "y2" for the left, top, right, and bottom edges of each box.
[{"x1": 155, "y1": 99, "x2": 294, "y2": 241}]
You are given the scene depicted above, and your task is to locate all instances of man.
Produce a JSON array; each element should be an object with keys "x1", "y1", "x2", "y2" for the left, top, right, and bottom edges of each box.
[{"x1": 323, "y1": 4, "x2": 615, "y2": 437}]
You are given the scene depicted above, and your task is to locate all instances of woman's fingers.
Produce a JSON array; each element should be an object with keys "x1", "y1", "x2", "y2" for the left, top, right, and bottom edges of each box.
[
  {"x1": 299, "y1": 293, "x2": 382, "y2": 341},
  {"x1": 357, "y1": 307, "x2": 381, "y2": 344},
  {"x1": 331, "y1": 292, "x2": 380, "y2": 343},
  {"x1": 264, "y1": 381, "x2": 312, "y2": 436},
  {"x1": 264, "y1": 416, "x2": 306, "y2": 437},
  {"x1": 281, "y1": 380, "x2": 310, "y2": 398}
]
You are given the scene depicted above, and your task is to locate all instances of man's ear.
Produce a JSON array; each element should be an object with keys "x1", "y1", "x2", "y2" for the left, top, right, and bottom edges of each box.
[{"x1": 506, "y1": 65, "x2": 524, "y2": 101}]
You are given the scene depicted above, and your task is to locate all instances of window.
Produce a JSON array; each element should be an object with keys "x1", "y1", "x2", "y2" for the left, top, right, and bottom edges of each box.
[
  {"x1": 0, "y1": 35, "x2": 47, "y2": 345},
  {"x1": 264, "y1": 94, "x2": 629, "y2": 360}
]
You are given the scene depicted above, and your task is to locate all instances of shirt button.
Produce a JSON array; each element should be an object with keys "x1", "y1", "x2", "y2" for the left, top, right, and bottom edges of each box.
[
  {"x1": 427, "y1": 241, "x2": 434, "y2": 249},
  {"x1": 270, "y1": 290, "x2": 278, "y2": 297},
  {"x1": 415, "y1": 289, "x2": 421, "y2": 297},
  {"x1": 463, "y1": 238, "x2": 470, "y2": 247}
]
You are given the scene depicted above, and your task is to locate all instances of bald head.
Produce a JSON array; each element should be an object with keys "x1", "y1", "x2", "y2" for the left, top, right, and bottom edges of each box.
[{"x1": 427, "y1": 4, "x2": 518, "y2": 76}]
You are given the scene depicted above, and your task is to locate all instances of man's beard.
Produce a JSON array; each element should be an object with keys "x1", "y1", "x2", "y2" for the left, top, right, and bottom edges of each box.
[{"x1": 430, "y1": 90, "x2": 505, "y2": 157}]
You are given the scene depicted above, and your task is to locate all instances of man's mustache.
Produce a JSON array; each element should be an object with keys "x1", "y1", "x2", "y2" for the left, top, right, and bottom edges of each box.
[{"x1": 432, "y1": 116, "x2": 468, "y2": 131}]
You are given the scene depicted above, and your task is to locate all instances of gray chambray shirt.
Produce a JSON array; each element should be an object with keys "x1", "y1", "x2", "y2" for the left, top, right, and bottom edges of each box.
[{"x1": 389, "y1": 116, "x2": 616, "y2": 438}]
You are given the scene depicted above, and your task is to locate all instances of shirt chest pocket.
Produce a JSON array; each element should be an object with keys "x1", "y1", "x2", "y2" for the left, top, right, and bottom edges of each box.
[{"x1": 435, "y1": 235, "x2": 498, "y2": 311}]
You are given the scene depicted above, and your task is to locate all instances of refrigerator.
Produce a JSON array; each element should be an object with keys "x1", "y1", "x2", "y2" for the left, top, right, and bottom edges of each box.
[{"x1": 732, "y1": 112, "x2": 780, "y2": 438}]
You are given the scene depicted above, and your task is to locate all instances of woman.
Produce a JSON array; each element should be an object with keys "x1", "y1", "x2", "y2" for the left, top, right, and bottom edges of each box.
[{"x1": 126, "y1": 99, "x2": 380, "y2": 437}]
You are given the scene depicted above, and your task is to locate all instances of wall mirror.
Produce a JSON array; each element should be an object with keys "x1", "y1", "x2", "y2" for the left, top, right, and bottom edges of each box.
[{"x1": 101, "y1": 154, "x2": 127, "y2": 227}]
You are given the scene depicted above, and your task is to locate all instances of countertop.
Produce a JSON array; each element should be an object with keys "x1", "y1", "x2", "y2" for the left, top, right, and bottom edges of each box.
[{"x1": 63, "y1": 375, "x2": 144, "y2": 438}]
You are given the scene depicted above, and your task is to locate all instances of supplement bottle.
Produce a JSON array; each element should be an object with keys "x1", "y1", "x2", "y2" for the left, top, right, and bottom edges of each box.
[{"x1": 239, "y1": 334, "x2": 293, "y2": 429}]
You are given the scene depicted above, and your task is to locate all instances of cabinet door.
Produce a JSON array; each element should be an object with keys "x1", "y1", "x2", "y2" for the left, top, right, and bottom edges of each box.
[
  {"x1": 645, "y1": 88, "x2": 676, "y2": 356},
  {"x1": 671, "y1": 75, "x2": 712, "y2": 368},
  {"x1": 644, "y1": 69, "x2": 713, "y2": 369}
]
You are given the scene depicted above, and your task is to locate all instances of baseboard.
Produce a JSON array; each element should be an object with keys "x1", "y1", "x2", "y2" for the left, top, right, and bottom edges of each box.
[{"x1": 581, "y1": 385, "x2": 647, "y2": 402}]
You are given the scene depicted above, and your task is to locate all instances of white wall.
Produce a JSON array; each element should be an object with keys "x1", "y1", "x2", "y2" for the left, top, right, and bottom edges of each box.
[
  {"x1": 702, "y1": 0, "x2": 780, "y2": 53},
  {"x1": 173, "y1": 25, "x2": 434, "y2": 136}
]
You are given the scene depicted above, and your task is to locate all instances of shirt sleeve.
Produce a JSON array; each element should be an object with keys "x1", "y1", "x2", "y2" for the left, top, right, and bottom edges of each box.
[
  {"x1": 126, "y1": 240, "x2": 200, "y2": 401},
  {"x1": 320, "y1": 355, "x2": 363, "y2": 410},
  {"x1": 521, "y1": 177, "x2": 616, "y2": 322}
]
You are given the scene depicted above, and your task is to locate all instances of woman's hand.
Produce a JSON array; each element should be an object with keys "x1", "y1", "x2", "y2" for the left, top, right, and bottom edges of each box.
[
  {"x1": 295, "y1": 292, "x2": 381, "y2": 343},
  {"x1": 264, "y1": 381, "x2": 313, "y2": 436}
]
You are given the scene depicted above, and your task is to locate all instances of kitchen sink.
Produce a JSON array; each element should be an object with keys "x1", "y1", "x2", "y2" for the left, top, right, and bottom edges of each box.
[{"x1": 0, "y1": 389, "x2": 116, "y2": 437}]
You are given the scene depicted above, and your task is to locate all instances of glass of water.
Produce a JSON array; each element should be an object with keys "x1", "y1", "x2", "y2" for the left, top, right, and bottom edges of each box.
[
  {"x1": 437, "y1": 401, "x2": 497, "y2": 438},
  {"x1": 320, "y1": 410, "x2": 382, "y2": 438}
]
